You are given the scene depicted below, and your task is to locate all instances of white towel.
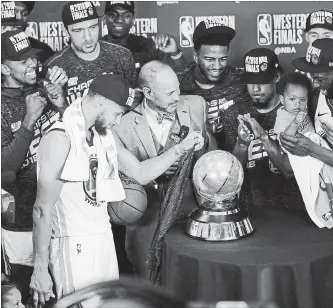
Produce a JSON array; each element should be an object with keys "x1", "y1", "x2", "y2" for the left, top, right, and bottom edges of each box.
[
  {"x1": 60, "y1": 98, "x2": 125, "y2": 203},
  {"x1": 287, "y1": 132, "x2": 333, "y2": 229}
]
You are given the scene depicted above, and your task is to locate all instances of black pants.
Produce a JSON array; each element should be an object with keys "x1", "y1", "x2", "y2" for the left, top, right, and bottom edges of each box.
[{"x1": 111, "y1": 224, "x2": 134, "y2": 276}]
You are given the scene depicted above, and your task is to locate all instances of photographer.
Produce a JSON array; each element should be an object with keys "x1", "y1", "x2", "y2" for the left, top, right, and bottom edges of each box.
[{"x1": 1, "y1": 29, "x2": 67, "y2": 304}]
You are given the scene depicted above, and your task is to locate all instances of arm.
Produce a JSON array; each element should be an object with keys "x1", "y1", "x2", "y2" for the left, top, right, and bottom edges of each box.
[
  {"x1": 116, "y1": 131, "x2": 204, "y2": 185},
  {"x1": 120, "y1": 48, "x2": 137, "y2": 87},
  {"x1": 280, "y1": 133, "x2": 333, "y2": 167},
  {"x1": 242, "y1": 114, "x2": 294, "y2": 179},
  {"x1": 30, "y1": 131, "x2": 70, "y2": 307},
  {"x1": 284, "y1": 121, "x2": 298, "y2": 136}
]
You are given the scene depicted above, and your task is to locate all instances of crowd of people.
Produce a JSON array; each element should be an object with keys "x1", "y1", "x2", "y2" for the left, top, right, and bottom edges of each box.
[{"x1": 1, "y1": 1, "x2": 333, "y2": 308}]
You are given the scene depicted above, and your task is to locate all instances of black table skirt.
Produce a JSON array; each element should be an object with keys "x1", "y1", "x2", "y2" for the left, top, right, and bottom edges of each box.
[{"x1": 161, "y1": 208, "x2": 333, "y2": 308}]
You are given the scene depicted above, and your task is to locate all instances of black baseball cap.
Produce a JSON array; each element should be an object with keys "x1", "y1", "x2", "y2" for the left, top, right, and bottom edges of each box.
[
  {"x1": 105, "y1": 1, "x2": 135, "y2": 14},
  {"x1": 240, "y1": 48, "x2": 280, "y2": 84},
  {"x1": 1, "y1": 1, "x2": 25, "y2": 27},
  {"x1": 90, "y1": 74, "x2": 141, "y2": 114},
  {"x1": 305, "y1": 9, "x2": 333, "y2": 32},
  {"x1": 62, "y1": 1, "x2": 99, "y2": 28},
  {"x1": 193, "y1": 19, "x2": 236, "y2": 46},
  {"x1": 1, "y1": 30, "x2": 41, "y2": 61},
  {"x1": 291, "y1": 38, "x2": 333, "y2": 73}
]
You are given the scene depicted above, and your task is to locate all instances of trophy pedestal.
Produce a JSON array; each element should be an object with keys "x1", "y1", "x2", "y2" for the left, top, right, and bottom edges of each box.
[{"x1": 185, "y1": 208, "x2": 254, "y2": 241}]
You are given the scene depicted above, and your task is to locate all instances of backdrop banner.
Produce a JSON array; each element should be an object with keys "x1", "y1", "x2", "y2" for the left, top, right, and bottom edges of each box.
[{"x1": 27, "y1": 1, "x2": 333, "y2": 71}]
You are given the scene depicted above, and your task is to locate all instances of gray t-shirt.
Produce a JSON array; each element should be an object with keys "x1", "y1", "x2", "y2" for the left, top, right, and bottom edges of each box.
[{"x1": 45, "y1": 41, "x2": 137, "y2": 105}]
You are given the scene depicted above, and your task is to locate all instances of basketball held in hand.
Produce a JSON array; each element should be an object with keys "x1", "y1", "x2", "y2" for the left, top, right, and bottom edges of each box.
[{"x1": 108, "y1": 176, "x2": 147, "y2": 225}]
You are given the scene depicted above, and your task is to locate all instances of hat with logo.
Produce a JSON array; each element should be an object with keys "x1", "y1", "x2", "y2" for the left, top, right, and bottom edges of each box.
[
  {"x1": 105, "y1": 1, "x2": 135, "y2": 14},
  {"x1": 90, "y1": 74, "x2": 141, "y2": 114},
  {"x1": 240, "y1": 48, "x2": 280, "y2": 84},
  {"x1": 193, "y1": 19, "x2": 236, "y2": 46},
  {"x1": 62, "y1": 1, "x2": 99, "y2": 28},
  {"x1": 1, "y1": 1, "x2": 25, "y2": 27},
  {"x1": 291, "y1": 38, "x2": 333, "y2": 73},
  {"x1": 1, "y1": 30, "x2": 41, "y2": 61},
  {"x1": 305, "y1": 9, "x2": 333, "y2": 32}
]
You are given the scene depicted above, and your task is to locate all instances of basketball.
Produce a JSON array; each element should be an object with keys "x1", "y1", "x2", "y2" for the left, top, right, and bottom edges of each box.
[{"x1": 108, "y1": 175, "x2": 147, "y2": 225}]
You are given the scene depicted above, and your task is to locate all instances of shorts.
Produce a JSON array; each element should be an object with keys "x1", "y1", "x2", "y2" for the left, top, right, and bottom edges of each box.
[{"x1": 49, "y1": 229, "x2": 119, "y2": 300}]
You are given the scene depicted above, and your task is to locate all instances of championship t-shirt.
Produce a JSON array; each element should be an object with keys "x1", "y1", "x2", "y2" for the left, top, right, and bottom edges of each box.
[
  {"x1": 45, "y1": 41, "x2": 137, "y2": 105},
  {"x1": 219, "y1": 100, "x2": 305, "y2": 211},
  {"x1": 176, "y1": 63, "x2": 252, "y2": 134},
  {"x1": 1, "y1": 87, "x2": 60, "y2": 231}
]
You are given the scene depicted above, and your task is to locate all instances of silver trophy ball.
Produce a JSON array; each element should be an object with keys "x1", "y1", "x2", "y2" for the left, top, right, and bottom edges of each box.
[{"x1": 186, "y1": 150, "x2": 254, "y2": 241}]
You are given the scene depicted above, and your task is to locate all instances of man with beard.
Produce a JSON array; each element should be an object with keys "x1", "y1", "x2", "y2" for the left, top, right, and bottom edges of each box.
[
  {"x1": 113, "y1": 61, "x2": 214, "y2": 278},
  {"x1": 29, "y1": 74, "x2": 203, "y2": 307},
  {"x1": 176, "y1": 19, "x2": 251, "y2": 136},
  {"x1": 1, "y1": 29, "x2": 67, "y2": 304},
  {"x1": 46, "y1": 1, "x2": 137, "y2": 105},
  {"x1": 281, "y1": 38, "x2": 333, "y2": 166},
  {"x1": 218, "y1": 48, "x2": 304, "y2": 212},
  {"x1": 1, "y1": 1, "x2": 54, "y2": 63},
  {"x1": 102, "y1": 1, "x2": 186, "y2": 72}
]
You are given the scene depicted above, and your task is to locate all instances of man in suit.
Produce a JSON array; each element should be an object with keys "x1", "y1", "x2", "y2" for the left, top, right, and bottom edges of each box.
[{"x1": 113, "y1": 61, "x2": 216, "y2": 278}]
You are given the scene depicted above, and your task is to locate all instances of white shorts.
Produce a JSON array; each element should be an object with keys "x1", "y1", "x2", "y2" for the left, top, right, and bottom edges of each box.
[
  {"x1": 49, "y1": 229, "x2": 119, "y2": 300},
  {"x1": 1, "y1": 229, "x2": 34, "y2": 275}
]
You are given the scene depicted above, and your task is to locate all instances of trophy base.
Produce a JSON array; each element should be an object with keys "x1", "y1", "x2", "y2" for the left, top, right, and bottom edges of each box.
[{"x1": 185, "y1": 209, "x2": 254, "y2": 241}]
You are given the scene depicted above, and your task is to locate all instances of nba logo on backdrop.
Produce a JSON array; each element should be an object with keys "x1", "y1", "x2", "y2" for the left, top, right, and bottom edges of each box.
[
  {"x1": 25, "y1": 22, "x2": 38, "y2": 39},
  {"x1": 257, "y1": 14, "x2": 272, "y2": 45},
  {"x1": 179, "y1": 16, "x2": 194, "y2": 47}
]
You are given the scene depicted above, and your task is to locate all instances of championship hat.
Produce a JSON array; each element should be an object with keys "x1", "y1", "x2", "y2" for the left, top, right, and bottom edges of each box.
[
  {"x1": 1, "y1": 1, "x2": 25, "y2": 27},
  {"x1": 193, "y1": 19, "x2": 236, "y2": 46},
  {"x1": 90, "y1": 74, "x2": 141, "y2": 114},
  {"x1": 105, "y1": 1, "x2": 135, "y2": 14},
  {"x1": 305, "y1": 9, "x2": 333, "y2": 32},
  {"x1": 1, "y1": 30, "x2": 41, "y2": 61},
  {"x1": 291, "y1": 38, "x2": 333, "y2": 73},
  {"x1": 240, "y1": 48, "x2": 280, "y2": 84},
  {"x1": 62, "y1": 1, "x2": 99, "y2": 28}
]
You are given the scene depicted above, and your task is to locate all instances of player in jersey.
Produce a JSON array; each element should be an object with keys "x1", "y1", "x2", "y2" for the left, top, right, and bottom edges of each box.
[
  {"x1": 282, "y1": 38, "x2": 333, "y2": 166},
  {"x1": 1, "y1": 2, "x2": 54, "y2": 63},
  {"x1": 176, "y1": 19, "x2": 251, "y2": 136},
  {"x1": 102, "y1": 1, "x2": 187, "y2": 72},
  {"x1": 218, "y1": 48, "x2": 304, "y2": 212},
  {"x1": 45, "y1": 1, "x2": 138, "y2": 105},
  {"x1": 1, "y1": 29, "x2": 67, "y2": 304},
  {"x1": 29, "y1": 74, "x2": 204, "y2": 308}
]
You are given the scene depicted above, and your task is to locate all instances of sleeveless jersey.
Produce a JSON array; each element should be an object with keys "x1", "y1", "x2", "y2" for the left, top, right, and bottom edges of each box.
[{"x1": 37, "y1": 122, "x2": 111, "y2": 238}]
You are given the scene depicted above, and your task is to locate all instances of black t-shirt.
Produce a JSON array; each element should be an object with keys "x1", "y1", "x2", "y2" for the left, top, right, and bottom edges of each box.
[
  {"x1": 1, "y1": 87, "x2": 59, "y2": 231},
  {"x1": 176, "y1": 63, "x2": 252, "y2": 134},
  {"x1": 45, "y1": 41, "x2": 137, "y2": 105},
  {"x1": 219, "y1": 100, "x2": 305, "y2": 212}
]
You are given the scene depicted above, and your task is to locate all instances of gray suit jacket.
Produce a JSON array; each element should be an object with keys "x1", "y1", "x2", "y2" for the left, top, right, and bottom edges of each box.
[{"x1": 113, "y1": 95, "x2": 216, "y2": 161}]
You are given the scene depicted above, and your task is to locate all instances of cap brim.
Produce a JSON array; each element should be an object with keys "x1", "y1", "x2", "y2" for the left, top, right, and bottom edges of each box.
[
  {"x1": 1, "y1": 19, "x2": 25, "y2": 27},
  {"x1": 291, "y1": 57, "x2": 333, "y2": 73},
  {"x1": 240, "y1": 70, "x2": 276, "y2": 84},
  {"x1": 7, "y1": 47, "x2": 42, "y2": 61}
]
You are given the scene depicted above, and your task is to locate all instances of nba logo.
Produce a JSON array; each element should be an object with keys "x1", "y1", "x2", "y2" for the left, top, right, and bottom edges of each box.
[
  {"x1": 257, "y1": 14, "x2": 272, "y2": 45},
  {"x1": 25, "y1": 22, "x2": 38, "y2": 39},
  {"x1": 179, "y1": 16, "x2": 194, "y2": 48}
]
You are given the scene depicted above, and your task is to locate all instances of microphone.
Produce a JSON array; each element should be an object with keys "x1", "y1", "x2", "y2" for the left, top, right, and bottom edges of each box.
[{"x1": 179, "y1": 125, "x2": 189, "y2": 139}]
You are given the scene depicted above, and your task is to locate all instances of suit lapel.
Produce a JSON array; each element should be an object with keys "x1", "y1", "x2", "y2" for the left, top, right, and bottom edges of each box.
[{"x1": 134, "y1": 104, "x2": 157, "y2": 158}]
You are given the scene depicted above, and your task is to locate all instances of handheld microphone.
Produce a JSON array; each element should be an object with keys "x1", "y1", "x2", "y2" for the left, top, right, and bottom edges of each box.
[{"x1": 179, "y1": 125, "x2": 189, "y2": 139}]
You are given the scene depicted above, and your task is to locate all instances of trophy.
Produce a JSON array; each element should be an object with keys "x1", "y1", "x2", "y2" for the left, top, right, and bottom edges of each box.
[{"x1": 186, "y1": 150, "x2": 254, "y2": 241}]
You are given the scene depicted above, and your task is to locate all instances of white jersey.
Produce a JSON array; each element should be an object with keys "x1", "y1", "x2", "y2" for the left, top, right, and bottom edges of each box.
[{"x1": 38, "y1": 122, "x2": 111, "y2": 238}]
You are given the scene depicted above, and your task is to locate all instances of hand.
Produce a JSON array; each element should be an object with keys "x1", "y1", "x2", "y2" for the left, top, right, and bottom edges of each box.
[
  {"x1": 47, "y1": 66, "x2": 68, "y2": 86},
  {"x1": 280, "y1": 132, "x2": 314, "y2": 156},
  {"x1": 294, "y1": 111, "x2": 307, "y2": 125},
  {"x1": 177, "y1": 131, "x2": 204, "y2": 154},
  {"x1": 44, "y1": 83, "x2": 67, "y2": 111},
  {"x1": 237, "y1": 116, "x2": 253, "y2": 145},
  {"x1": 240, "y1": 113, "x2": 267, "y2": 140},
  {"x1": 152, "y1": 34, "x2": 179, "y2": 54},
  {"x1": 23, "y1": 93, "x2": 47, "y2": 130},
  {"x1": 29, "y1": 265, "x2": 55, "y2": 308}
]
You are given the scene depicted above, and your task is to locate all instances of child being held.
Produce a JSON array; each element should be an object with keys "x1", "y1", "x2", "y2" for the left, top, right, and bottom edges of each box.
[{"x1": 274, "y1": 72, "x2": 333, "y2": 229}]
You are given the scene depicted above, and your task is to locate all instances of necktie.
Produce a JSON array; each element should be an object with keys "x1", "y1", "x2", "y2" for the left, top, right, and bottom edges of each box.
[{"x1": 156, "y1": 112, "x2": 176, "y2": 124}]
